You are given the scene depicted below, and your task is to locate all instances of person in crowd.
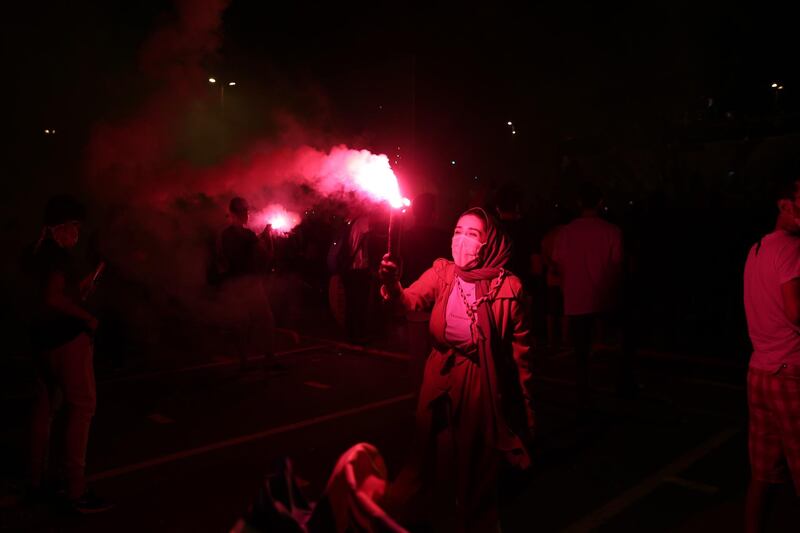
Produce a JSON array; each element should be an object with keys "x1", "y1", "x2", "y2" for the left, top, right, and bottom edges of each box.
[
  {"x1": 743, "y1": 171, "x2": 800, "y2": 533},
  {"x1": 540, "y1": 205, "x2": 570, "y2": 351},
  {"x1": 494, "y1": 185, "x2": 534, "y2": 289},
  {"x1": 552, "y1": 183, "x2": 631, "y2": 412},
  {"x1": 399, "y1": 193, "x2": 451, "y2": 384},
  {"x1": 342, "y1": 211, "x2": 375, "y2": 344},
  {"x1": 27, "y1": 194, "x2": 113, "y2": 513},
  {"x1": 400, "y1": 193, "x2": 450, "y2": 287},
  {"x1": 219, "y1": 197, "x2": 282, "y2": 374},
  {"x1": 379, "y1": 207, "x2": 534, "y2": 531}
]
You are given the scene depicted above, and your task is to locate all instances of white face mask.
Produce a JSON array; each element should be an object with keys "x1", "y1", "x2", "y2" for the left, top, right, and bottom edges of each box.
[{"x1": 452, "y1": 234, "x2": 484, "y2": 268}]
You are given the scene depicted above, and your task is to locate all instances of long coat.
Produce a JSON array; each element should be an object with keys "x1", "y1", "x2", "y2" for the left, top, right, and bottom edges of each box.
[{"x1": 386, "y1": 258, "x2": 534, "y2": 532}]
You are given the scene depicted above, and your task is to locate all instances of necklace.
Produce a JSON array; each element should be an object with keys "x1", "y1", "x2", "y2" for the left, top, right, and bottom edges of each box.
[{"x1": 455, "y1": 269, "x2": 507, "y2": 336}]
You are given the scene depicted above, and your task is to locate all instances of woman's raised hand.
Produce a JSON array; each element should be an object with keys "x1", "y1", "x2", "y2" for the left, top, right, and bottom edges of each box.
[{"x1": 378, "y1": 253, "x2": 400, "y2": 285}]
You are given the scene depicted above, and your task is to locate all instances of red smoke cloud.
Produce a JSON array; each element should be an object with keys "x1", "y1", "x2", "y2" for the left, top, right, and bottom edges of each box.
[
  {"x1": 82, "y1": 0, "x2": 406, "y2": 330},
  {"x1": 85, "y1": 0, "x2": 404, "y2": 212},
  {"x1": 86, "y1": 0, "x2": 229, "y2": 202}
]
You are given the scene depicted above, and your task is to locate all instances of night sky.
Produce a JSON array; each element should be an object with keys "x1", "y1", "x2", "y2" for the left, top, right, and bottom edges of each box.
[{"x1": 3, "y1": 0, "x2": 797, "y2": 203}]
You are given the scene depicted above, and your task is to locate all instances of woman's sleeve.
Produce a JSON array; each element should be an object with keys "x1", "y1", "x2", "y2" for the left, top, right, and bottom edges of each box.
[
  {"x1": 510, "y1": 295, "x2": 535, "y2": 433},
  {"x1": 381, "y1": 263, "x2": 441, "y2": 312}
]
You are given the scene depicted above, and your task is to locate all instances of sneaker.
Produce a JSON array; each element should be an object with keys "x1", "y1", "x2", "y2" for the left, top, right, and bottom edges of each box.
[{"x1": 70, "y1": 490, "x2": 114, "y2": 514}]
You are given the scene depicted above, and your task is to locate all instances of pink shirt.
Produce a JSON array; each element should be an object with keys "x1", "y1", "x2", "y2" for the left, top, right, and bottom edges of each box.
[
  {"x1": 445, "y1": 278, "x2": 476, "y2": 349},
  {"x1": 744, "y1": 230, "x2": 800, "y2": 371},
  {"x1": 552, "y1": 216, "x2": 623, "y2": 316}
]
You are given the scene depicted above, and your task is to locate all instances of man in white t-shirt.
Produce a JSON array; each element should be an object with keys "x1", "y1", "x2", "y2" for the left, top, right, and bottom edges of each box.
[
  {"x1": 743, "y1": 173, "x2": 800, "y2": 533},
  {"x1": 553, "y1": 183, "x2": 631, "y2": 410}
]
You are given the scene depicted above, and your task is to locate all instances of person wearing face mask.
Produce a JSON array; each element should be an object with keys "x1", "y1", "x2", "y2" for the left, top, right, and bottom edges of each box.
[
  {"x1": 378, "y1": 207, "x2": 534, "y2": 532},
  {"x1": 26, "y1": 195, "x2": 112, "y2": 513}
]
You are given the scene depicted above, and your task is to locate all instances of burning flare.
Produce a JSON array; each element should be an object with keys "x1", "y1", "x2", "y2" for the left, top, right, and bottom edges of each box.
[{"x1": 249, "y1": 205, "x2": 301, "y2": 236}]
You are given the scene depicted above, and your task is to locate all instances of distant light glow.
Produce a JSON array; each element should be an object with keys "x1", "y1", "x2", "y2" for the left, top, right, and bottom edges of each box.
[
  {"x1": 249, "y1": 205, "x2": 301, "y2": 236},
  {"x1": 772, "y1": 83, "x2": 778, "y2": 88},
  {"x1": 228, "y1": 81, "x2": 236, "y2": 86},
  {"x1": 451, "y1": 160, "x2": 456, "y2": 165},
  {"x1": 507, "y1": 121, "x2": 513, "y2": 125},
  {"x1": 209, "y1": 77, "x2": 217, "y2": 83}
]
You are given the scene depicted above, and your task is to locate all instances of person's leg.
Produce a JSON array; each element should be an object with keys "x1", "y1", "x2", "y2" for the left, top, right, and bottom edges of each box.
[
  {"x1": 745, "y1": 479, "x2": 774, "y2": 533},
  {"x1": 569, "y1": 315, "x2": 592, "y2": 409},
  {"x1": 57, "y1": 334, "x2": 97, "y2": 500},
  {"x1": 30, "y1": 354, "x2": 58, "y2": 491},
  {"x1": 746, "y1": 367, "x2": 786, "y2": 533},
  {"x1": 342, "y1": 270, "x2": 358, "y2": 342},
  {"x1": 602, "y1": 312, "x2": 636, "y2": 397},
  {"x1": 254, "y1": 277, "x2": 281, "y2": 372}
]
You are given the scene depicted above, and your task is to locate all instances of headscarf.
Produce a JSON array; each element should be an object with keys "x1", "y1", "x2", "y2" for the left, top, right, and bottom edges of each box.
[{"x1": 453, "y1": 207, "x2": 513, "y2": 282}]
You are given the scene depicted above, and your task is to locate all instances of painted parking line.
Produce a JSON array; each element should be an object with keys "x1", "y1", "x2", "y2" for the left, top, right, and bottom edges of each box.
[
  {"x1": 663, "y1": 476, "x2": 720, "y2": 494},
  {"x1": 99, "y1": 344, "x2": 326, "y2": 385},
  {"x1": 147, "y1": 413, "x2": 175, "y2": 425},
  {"x1": 304, "y1": 381, "x2": 332, "y2": 389},
  {"x1": 681, "y1": 377, "x2": 745, "y2": 392},
  {"x1": 302, "y1": 336, "x2": 413, "y2": 362},
  {"x1": 88, "y1": 392, "x2": 415, "y2": 482},
  {"x1": 562, "y1": 427, "x2": 741, "y2": 532}
]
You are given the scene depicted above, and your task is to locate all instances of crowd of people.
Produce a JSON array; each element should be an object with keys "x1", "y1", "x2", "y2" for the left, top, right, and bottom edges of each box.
[{"x1": 18, "y1": 168, "x2": 800, "y2": 531}]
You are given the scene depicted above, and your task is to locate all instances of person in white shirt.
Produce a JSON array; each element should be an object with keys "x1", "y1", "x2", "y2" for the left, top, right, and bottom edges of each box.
[
  {"x1": 743, "y1": 171, "x2": 800, "y2": 533},
  {"x1": 552, "y1": 183, "x2": 632, "y2": 411}
]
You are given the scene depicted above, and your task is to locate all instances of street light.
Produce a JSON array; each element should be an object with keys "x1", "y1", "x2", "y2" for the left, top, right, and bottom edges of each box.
[
  {"x1": 772, "y1": 82, "x2": 785, "y2": 110},
  {"x1": 507, "y1": 120, "x2": 516, "y2": 135},
  {"x1": 209, "y1": 76, "x2": 236, "y2": 106}
]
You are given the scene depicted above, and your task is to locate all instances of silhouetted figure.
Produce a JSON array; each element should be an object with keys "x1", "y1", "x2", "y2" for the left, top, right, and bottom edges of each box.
[
  {"x1": 743, "y1": 171, "x2": 800, "y2": 533},
  {"x1": 541, "y1": 206, "x2": 571, "y2": 351},
  {"x1": 27, "y1": 194, "x2": 112, "y2": 513},
  {"x1": 399, "y1": 193, "x2": 451, "y2": 384},
  {"x1": 400, "y1": 194, "x2": 450, "y2": 286},
  {"x1": 341, "y1": 212, "x2": 375, "y2": 344},
  {"x1": 219, "y1": 197, "x2": 280, "y2": 374},
  {"x1": 552, "y1": 183, "x2": 631, "y2": 412},
  {"x1": 494, "y1": 186, "x2": 533, "y2": 287}
]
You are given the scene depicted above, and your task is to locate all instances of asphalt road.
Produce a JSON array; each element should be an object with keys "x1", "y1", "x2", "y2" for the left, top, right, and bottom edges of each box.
[{"x1": 1, "y1": 336, "x2": 798, "y2": 532}]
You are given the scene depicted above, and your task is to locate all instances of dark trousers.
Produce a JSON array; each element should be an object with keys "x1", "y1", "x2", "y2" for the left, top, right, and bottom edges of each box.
[
  {"x1": 30, "y1": 334, "x2": 96, "y2": 499},
  {"x1": 569, "y1": 312, "x2": 635, "y2": 407},
  {"x1": 343, "y1": 269, "x2": 373, "y2": 343}
]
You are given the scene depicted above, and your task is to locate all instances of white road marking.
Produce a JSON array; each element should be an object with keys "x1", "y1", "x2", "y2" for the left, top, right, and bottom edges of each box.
[
  {"x1": 304, "y1": 381, "x2": 332, "y2": 389},
  {"x1": 663, "y1": 476, "x2": 720, "y2": 494},
  {"x1": 562, "y1": 427, "x2": 741, "y2": 532},
  {"x1": 88, "y1": 392, "x2": 415, "y2": 482},
  {"x1": 99, "y1": 345, "x2": 325, "y2": 385},
  {"x1": 147, "y1": 413, "x2": 175, "y2": 425}
]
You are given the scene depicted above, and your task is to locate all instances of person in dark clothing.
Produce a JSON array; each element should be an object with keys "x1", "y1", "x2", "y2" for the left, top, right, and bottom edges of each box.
[
  {"x1": 494, "y1": 186, "x2": 534, "y2": 288},
  {"x1": 399, "y1": 193, "x2": 451, "y2": 382},
  {"x1": 399, "y1": 194, "x2": 451, "y2": 286},
  {"x1": 341, "y1": 212, "x2": 375, "y2": 344},
  {"x1": 219, "y1": 197, "x2": 281, "y2": 374},
  {"x1": 28, "y1": 194, "x2": 112, "y2": 513}
]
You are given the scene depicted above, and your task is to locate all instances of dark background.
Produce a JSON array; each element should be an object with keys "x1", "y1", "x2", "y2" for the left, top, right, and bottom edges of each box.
[{"x1": 3, "y1": 0, "x2": 800, "y2": 358}]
